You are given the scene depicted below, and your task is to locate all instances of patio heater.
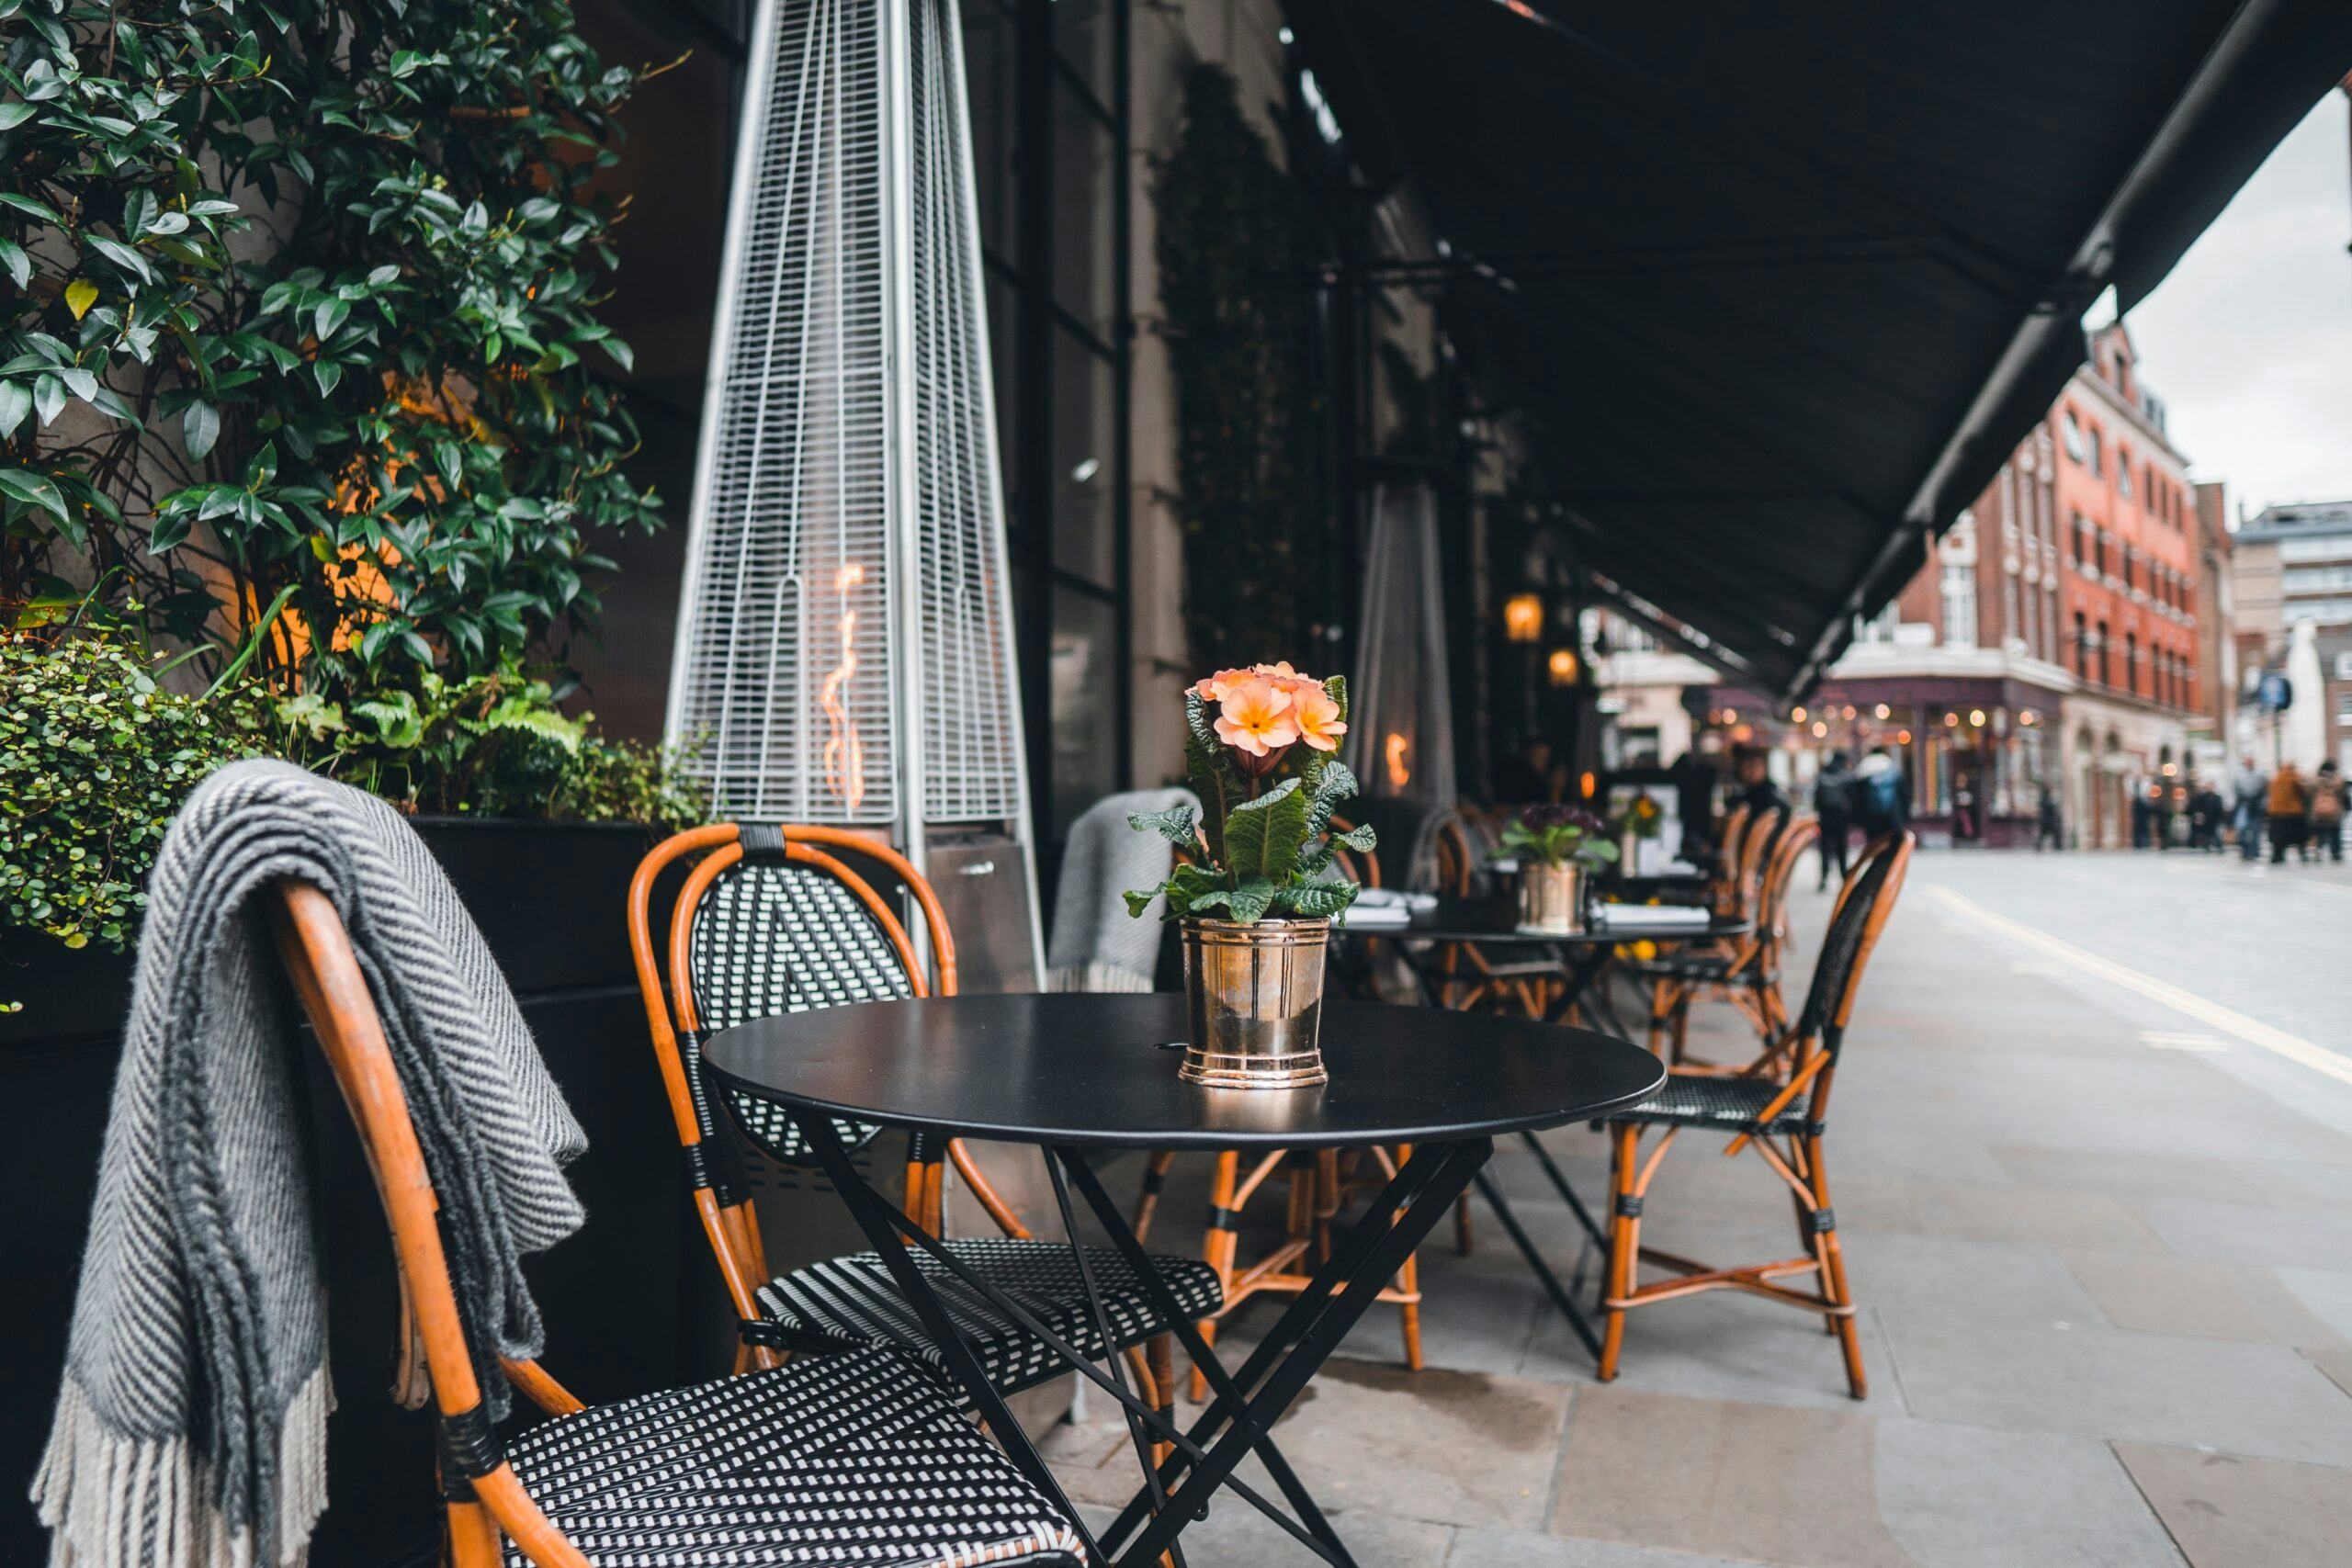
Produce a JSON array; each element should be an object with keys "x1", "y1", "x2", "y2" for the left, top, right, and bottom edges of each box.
[
  {"x1": 664, "y1": 0, "x2": 1043, "y2": 994},
  {"x1": 1351, "y1": 482, "x2": 1459, "y2": 809}
]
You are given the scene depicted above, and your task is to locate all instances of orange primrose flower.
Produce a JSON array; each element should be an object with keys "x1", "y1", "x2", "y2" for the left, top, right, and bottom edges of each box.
[
  {"x1": 1213, "y1": 678, "x2": 1299, "y2": 758},
  {"x1": 1193, "y1": 667, "x2": 1256, "y2": 703},
  {"x1": 1287, "y1": 680, "x2": 1347, "y2": 751}
]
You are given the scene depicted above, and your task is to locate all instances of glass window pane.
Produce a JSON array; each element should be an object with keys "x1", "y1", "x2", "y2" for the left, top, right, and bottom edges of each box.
[
  {"x1": 1052, "y1": 83, "x2": 1117, "y2": 344},
  {"x1": 1047, "y1": 587, "x2": 1120, "y2": 841},
  {"x1": 962, "y1": 0, "x2": 1018, "y2": 265},
  {"x1": 1052, "y1": 330, "x2": 1115, "y2": 588},
  {"x1": 1053, "y1": 0, "x2": 1118, "y2": 109}
]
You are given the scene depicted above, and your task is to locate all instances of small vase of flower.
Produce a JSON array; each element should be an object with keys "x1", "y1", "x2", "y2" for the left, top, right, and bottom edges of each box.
[
  {"x1": 1611, "y1": 792, "x2": 1665, "y2": 874},
  {"x1": 1499, "y1": 805, "x2": 1617, "y2": 934},
  {"x1": 1125, "y1": 664, "x2": 1374, "y2": 1089}
]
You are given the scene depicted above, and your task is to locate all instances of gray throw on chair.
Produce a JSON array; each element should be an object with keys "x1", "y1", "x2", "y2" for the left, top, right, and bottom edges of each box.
[
  {"x1": 33, "y1": 761, "x2": 586, "y2": 1568},
  {"x1": 1046, "y1": 786, "x2": 1198, "y2": 993}
]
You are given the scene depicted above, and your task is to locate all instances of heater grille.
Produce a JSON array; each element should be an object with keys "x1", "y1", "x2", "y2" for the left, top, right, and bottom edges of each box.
[{"x1": 669, "y1": 0, "x2": 1024, "y2": 832}]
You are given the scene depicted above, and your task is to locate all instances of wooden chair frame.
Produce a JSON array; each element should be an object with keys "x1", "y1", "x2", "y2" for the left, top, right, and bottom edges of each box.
[
  {"x1": 271, "y1": 881, "x2": 597, "y2": 1568},
  {"x1": 1598, "y1": 831, "x2": 1915, "y2": 1400},
  {"x1": 628, "y1": 823, "x2": 1171, "y2": 1423}
]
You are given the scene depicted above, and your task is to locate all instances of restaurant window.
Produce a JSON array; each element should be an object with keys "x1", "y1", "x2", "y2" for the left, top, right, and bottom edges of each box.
[{"x1": 967, "y1": 0, "x2": 1133, "y2": 859}]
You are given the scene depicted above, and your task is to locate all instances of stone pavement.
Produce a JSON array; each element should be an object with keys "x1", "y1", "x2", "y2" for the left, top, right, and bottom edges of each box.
[{"x1": 1044, "y1": 852, "x2": 2352, "y2": 1566}]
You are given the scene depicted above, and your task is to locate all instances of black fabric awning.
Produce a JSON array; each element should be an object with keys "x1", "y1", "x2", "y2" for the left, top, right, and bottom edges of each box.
[{"x1": 1292, "y1": 0, "x2": 2352, "y2": 697}]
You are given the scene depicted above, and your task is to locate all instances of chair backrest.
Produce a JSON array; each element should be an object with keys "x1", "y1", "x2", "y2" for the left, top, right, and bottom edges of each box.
[
  {"x1": 1793, "y1": 829, "x2": 1914, "y2": 1054},
  {"x1": 1713, "y1": 802, "x2": 1753, "y2": 909},
  {"x1": 1754, "y1": 813, "x2": 1819, "y2": 945},
  {"x1": 268, "y1": 882, "x2": 592, "y2": 1568},
  {"x1": 1724, "y1": 805, "x2": 1784, "y2": 919},
  {"x1": 631, "y1": 823, "x2": 952, "y2": 1168}
]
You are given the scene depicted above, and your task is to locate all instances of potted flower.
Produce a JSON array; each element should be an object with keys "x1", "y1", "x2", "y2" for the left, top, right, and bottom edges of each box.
[
  {"x1": 1610, "y1": 791, "x2": 1665, "y2": 872},
  {"x1": 1498, "y1": 805, "x2": 1617, "y2": 934},
  {"x1": 1125, "y1": 664, "x2": 1374, "y2": 1089}
]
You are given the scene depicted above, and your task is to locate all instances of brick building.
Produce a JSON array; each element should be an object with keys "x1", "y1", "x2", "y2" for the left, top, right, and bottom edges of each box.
[
  {"x1": 2191, "y1": 479, "x2": 2238, "y2": 772},
  {"x1": 1655, "y1": 323, "x2": 2201, "y2": 847},
  {"x1": 2229, "y1": 499, "x2": 2352, "y2": 774}
]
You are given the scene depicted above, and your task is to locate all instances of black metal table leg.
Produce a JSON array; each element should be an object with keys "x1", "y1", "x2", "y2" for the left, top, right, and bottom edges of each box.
[
  {"x1": 1116, "y1": 1139, "x2": 1493, "y2": 1568},
  {"x1": 1473, "y1": 1168, "x2": 1604, "y2": 1359}
]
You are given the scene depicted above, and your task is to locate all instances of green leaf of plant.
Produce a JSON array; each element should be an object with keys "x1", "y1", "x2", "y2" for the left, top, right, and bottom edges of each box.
[
  {"x1": 1224, "y1": 875, "x2": 1276, "y2": 924},
  {"x1": 1126, "y1": 803, "x2": 1198, "y2": 851},
  {"x1": 0, "y1": 238, "x2": 27, "y2": 289},
  {"x1": 1224, "y1": 777, "x2": 1306, "y2": 880},
  {"x1": 0, "y1": 104, "x2": 35, "y2": 132},
  {"x1": 183, "y1": 400, "x2": 219, "y2": 460},
  {"x1": 0, "y1": 381, "x2": 28, "y2": 438},
  {"x1": 32, "y1": 374, "x2": 64, "y2": 425},
  {"x1": 314, "y1": 297, "x2": 350, "y2": 340},
  {"x1": 1277, "y1": 879, "x2": 1359, "y2": 920},
  {"x1": 0, "y1": 468, "x2": 70, "y2": 525}
]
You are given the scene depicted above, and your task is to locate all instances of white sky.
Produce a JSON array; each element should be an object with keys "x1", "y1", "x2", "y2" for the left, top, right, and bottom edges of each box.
[{"x1": 2122, "y1": 87, "x2": 2352, "y2": 523}]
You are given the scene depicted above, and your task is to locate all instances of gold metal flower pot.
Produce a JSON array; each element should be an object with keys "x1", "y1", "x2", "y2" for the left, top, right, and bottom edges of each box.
[
  {"x1": 1178, "y1": 916, "x2": 1330, "y2": 1089},
  {"x1": 1519, "y1": 861, "x2": 1587, "y2": 934}
]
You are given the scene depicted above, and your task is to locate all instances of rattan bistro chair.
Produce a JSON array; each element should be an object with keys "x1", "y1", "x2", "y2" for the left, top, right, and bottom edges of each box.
[
  {"x1": 1633, "y1": 813, "x2": 1818, "y2": 1068},
  {"x1": 628, "y1": 823, "x2": 1218, "y2": 1433},
  {"x1": 269, "y1": 880, "x2": 1083, "y2": 1568},
  {"x1": 1597, "y1": 830, "x2": 1914, "y2": 1399}
]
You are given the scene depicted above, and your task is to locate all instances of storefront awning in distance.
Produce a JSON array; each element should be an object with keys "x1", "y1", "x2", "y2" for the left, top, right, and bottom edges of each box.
[{"x1": 1291, "y1": 0, "x2": 2352, "y2": 698}]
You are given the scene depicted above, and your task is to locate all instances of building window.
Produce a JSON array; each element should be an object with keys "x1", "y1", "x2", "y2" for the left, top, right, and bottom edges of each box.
[
  {"x1": 2117, "y1": 451, "x2": 2132, "y2": 498},
  {"x1": 2062, "y1": 411, "x2": 2087, "y2": 463},
  {"x1": 2124, "y1": 632, "x2": 2138, "y2": 696},
  {"x1": 1941, "y1": 563, "x2": 1977, "y2": 649},
  {"x1": 2087, "y1": 425, "x2": 2104, "y2": 477},
  {"x1": 2073, "y1": 613, "x2": 2088, "y2": 677},
  {"x1": 2097, "y1": 621, "x2": 2110, "y2": 687}
]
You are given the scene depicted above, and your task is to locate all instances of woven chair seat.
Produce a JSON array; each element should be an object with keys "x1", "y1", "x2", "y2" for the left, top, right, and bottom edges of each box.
[
  {"x1": 1613, "y1": 1072, "x2": 1809, "y2": 1135},
  {"x1": 503, "y1": 1348, "x2": 1083, "y2": 1566},
  {"x1": 754, "y1": 1236, "x2": 1224, "y2": 1397}
]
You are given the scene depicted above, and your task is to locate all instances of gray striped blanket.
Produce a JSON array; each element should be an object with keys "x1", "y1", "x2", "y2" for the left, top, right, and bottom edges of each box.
[{"x1": 33, "y1": 761, "x2": 587, "y2": 1568}]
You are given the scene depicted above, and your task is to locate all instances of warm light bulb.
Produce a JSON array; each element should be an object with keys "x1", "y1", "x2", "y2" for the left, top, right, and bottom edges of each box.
[
  {"x1": 1503, "y1": 594, "x2": 1544, "y2": 643},
  {"x1": 1546, "y1": 648, "x2": 1579, "y2": 685}
]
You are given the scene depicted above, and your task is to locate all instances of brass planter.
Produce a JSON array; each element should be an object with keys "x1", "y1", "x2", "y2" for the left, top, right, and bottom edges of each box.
[
  {"x1": 1179, "y1": 916, "x2": 1330, "y2": 1089},
  {"x1": 1519, "y1": 861, "x2": 1587, "y2": 934}
]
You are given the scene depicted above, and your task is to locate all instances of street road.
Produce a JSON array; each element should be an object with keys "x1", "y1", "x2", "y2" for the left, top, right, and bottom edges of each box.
[{"x1": 1899, "y1": 846, "x2": 2352, "y2": 1145}]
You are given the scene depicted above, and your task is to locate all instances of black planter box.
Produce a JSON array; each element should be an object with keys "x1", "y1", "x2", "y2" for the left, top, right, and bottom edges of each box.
[{"x1": 0, "y1": 817, "x2": 704, "y2": 1567}]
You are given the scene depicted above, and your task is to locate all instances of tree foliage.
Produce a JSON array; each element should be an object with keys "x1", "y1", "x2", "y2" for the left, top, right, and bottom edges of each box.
[{"x1": 0, "y1": 0, "x2": 657, "y2": 697}]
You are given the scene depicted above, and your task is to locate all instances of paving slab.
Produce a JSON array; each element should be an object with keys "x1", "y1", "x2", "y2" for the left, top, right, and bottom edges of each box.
[
  {"x1": 2127, "y1": 1194, "x2": 2352, "y2": 1267},
  {"x1": 1550, "y1": 1387, "x2": 1909, "y2": 1567},
  {"x1": 1871, "y1": 1417, "x2": 2185, "y2": 1567},
  {"x1": 1879, "y1": 1307, "x2": 2352, "y2": 1465},
  {"x1": 2113, "y1": 1442, "x2": 2352, "y2": 1568},
  {"x1": 2063, "y1": 1250, "x2": 2349, "y2": 1346},
  {"x1": 1989, "y1": 1143, "x2": 2273, "y2": 1206},
  {"x1": 1525, "y1": 1289, "x2": 1902, "y2": 1413},
  {"x1": 1447, "y1": 1529, "x2": 1762, "y2": 1566},
  {"x1": 1898, "y1": 1178, "x2": 2166, "y2": 1251}
]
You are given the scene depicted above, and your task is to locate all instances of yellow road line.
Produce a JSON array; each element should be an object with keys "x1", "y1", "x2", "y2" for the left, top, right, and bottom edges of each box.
[{"x1": 1927, "y1": 886, "x2": 2352, "y2": 1089}]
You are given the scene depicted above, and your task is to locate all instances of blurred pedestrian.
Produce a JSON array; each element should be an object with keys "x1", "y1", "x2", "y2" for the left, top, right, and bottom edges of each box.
[
  {"x1": 2268, "y1": 761, "x2": 2311, "y2": 863},
  {"x1": 2314, "y1": 761, "x2": 2347, "y2": 863},
  {"x1": 2148, "y1": 784, "x2": 2174, "y2": 851},
  {"x1": 1815, "y1": 750, "x2": 1854, "y2": 888},
  {"x1": 1731, "y1": 745, "x2": 1791, "y2": 818},
  {"x1": 1668, "y1": 751, "x2": 1720, "y2": 869},
  {"x1": 1494, "y1": 738, "x2": 1555, "y2": 804},
  {"x1": 1853, "y1": 745, "x2": 1908, "y2": 841},
  {"x1": 2188, "y1": 784, "x2": 2227, "y2": 852},
  {"x1": 2130, "y1": 786, "x2": 2152, "y2": 850},
  {"x1": 2233, "y1": 754, "x2": 2267, "y2": 862},
  {"x1": 2036, "y1": 784, "x2": 2064, "y2": 852}
]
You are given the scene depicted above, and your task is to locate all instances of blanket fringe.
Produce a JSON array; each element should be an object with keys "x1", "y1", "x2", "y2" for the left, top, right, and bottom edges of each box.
[{"x1": 35, "y1": 1371, "x2": 332, "y2": 1568}]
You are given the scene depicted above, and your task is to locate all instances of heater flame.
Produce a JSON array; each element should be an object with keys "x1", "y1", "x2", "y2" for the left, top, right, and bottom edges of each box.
[
  {"x1": 820, "y1": 562, "x2": 867, "y2": 810},
  {"x1": 1385, "y1": 732, "x2": 1411, "y2": 790}
]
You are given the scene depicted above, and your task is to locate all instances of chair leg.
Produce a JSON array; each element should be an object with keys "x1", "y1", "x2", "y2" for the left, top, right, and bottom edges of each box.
[
  {"x1": 1394, "y1": 1142, "x2": 1423, "y2": 1372},
  {"x1": 1193, "y1": 1151, "x2": 1240, "y2": 1402},
  {"x1": 446, "y1": 1499, "x2": 503, "y2": 1568},
  {"x1": 1597, "y1": 1123, "x2": 1640, "y2": 1382},
  {"x1": 1454, "y1": 1190, "x2": 1475, "y2": 1256},
  {"x1": 1646, "y1": 979, "x2": 1671, "y2": 1055},
  {"x1": 1804, "y1": 1134, "x2": 1868, "y2": 1399},
  {"x1": 1133, "y1": 1150, "x2": 1177, "y2": 1242},
  {"x1": 1315, "y1": 1149, "x2": 1341, "y2": 1263},
  {"x1": 1146, "y1": 1332, "x2": 1176, "y2": 1467}
]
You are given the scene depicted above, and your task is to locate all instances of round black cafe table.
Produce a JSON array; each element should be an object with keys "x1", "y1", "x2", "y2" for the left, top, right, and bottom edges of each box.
[{"x1": 706, "y1": 993, "x2": 1662, "y2": 1568}]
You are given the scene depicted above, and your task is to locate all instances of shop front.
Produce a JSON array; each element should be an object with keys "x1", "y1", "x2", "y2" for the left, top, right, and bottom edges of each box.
[{"x1": 1699, "y1": 675, "x2": 2070, "y2": 848}]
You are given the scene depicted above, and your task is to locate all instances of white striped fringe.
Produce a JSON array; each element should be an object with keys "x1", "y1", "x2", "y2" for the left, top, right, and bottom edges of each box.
[{"x1": 33, "y1": 1369, "x2": 332, "y2": 1568}]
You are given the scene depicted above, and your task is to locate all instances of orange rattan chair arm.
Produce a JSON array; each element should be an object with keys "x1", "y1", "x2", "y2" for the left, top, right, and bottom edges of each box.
[{"x1": 500, "y1": 1358, "x2": 585, "y2": 1417}]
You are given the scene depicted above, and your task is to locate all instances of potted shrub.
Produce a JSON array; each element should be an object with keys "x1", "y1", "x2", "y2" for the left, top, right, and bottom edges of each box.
[
  {"x1": 1125, "y1": 664, "x2": 1374, "y2": 1089},
  {"x1": 1499, "y1": 804, "x2": 1617, "y2": 934}
]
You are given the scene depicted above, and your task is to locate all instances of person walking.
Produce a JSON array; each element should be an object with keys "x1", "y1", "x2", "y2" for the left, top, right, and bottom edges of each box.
[
  {"x1": 1853, "y1": 745, "x2": 1908, "y2": 843},
  {"x1": 2313, "y1": 761, "x2": 2347, "y2": 863},
  {"x1": 1814, "y1": 750, "x2": 1854, "y2": 888},
  {"x1": 2234, "y1": 754, "x2": 2268, "y2": 862},
  {"x1": 2268, "y1": 761, "x2": 2312, "y2": 864},
  {"x1": 2035, "y1": 784, "x2": 2064, "y2": 851},
  {"x1": 2188, "y1": 784, "x2": 2227, "y2": 852}
]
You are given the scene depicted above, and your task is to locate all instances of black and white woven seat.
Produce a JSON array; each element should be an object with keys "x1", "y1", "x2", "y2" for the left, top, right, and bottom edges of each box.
[
  {"x1": 1614, "y1": 1072, "x2": 1811, "y2": 1136},
  {"x1": 503, "y1": 1348, "x2": 1083, "y2": 1566},
  {"x1": 752, "y1": 1237, "x2": 1224, "y2": 1396}
]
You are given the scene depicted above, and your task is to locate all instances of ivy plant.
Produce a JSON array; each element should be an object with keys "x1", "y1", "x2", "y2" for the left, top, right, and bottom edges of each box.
[{"x1": 0, "y1": 0, "x2": 657, "y2": 697}]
